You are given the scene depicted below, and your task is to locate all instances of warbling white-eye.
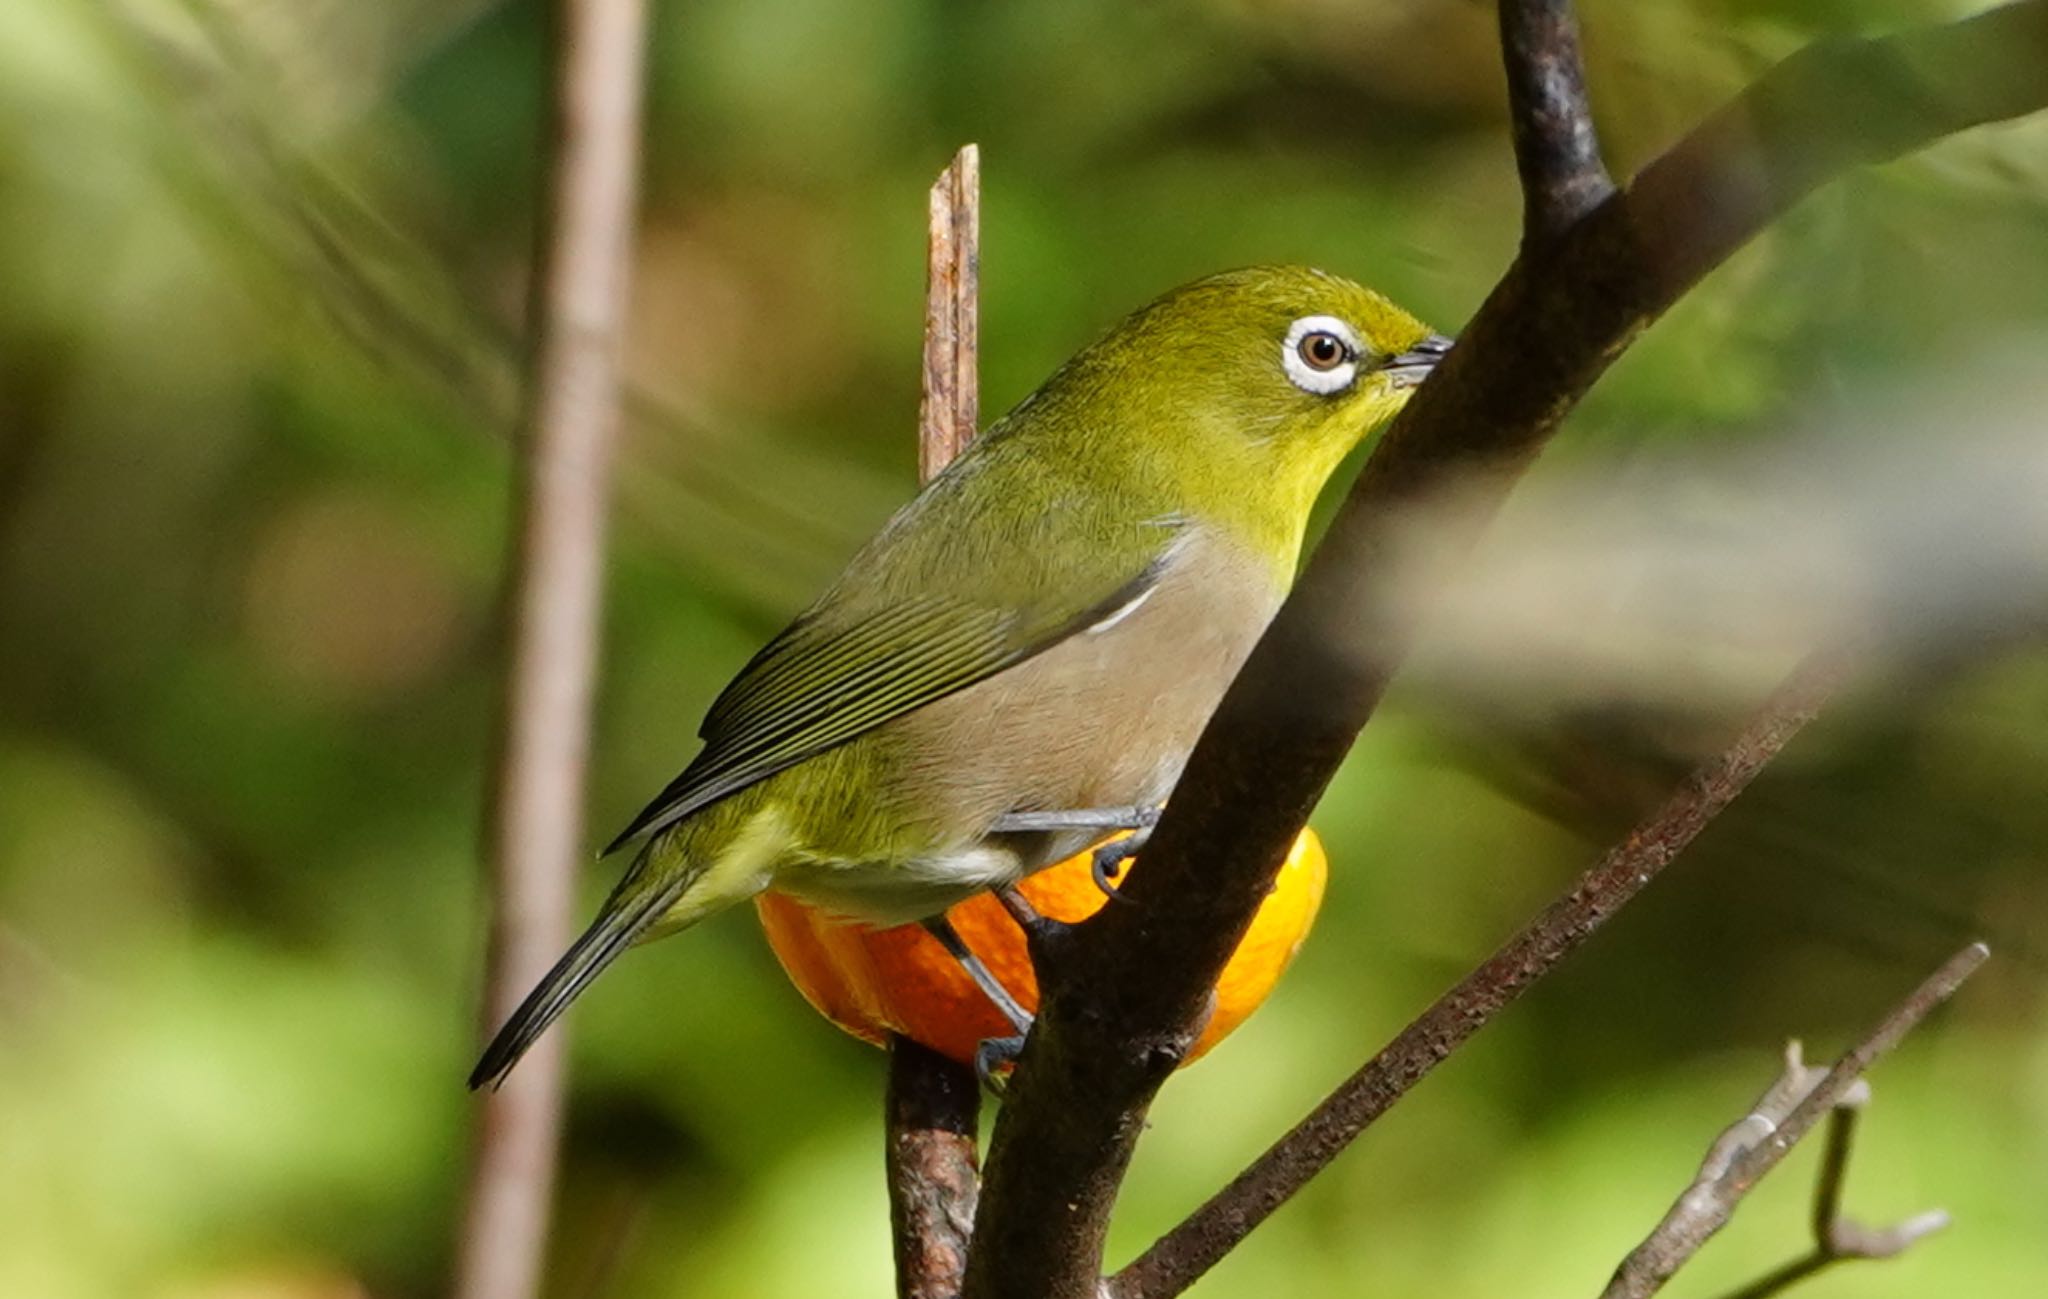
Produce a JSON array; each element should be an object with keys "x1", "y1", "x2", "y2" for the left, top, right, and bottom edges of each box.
[{"x1": 471, "y1": 264, "x2": 1447, "y2": 1088}]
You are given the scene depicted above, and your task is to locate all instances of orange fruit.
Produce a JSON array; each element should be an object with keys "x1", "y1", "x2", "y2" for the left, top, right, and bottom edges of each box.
[{"x1": 755, "y1": 828, "x2": 1327, "y2": 1069}]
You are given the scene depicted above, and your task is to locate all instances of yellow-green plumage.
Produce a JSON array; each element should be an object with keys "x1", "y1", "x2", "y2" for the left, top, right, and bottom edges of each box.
[{"x1": 471, "y1": 265, "x2": 1443, "y2": 1088}]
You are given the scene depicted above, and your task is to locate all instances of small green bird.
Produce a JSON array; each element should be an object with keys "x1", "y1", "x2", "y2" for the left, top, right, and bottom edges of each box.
[{"x1": 471, "y1": 264, "x2": 1447, "y2": 1088}]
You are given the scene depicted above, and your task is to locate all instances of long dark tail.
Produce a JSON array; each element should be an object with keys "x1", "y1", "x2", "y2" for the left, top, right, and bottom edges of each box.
[{"x1": 467, "y1": 875, "x2": 679, "y2": 1090}]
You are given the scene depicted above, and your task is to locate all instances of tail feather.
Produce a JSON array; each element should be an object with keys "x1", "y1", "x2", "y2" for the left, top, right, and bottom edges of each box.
[{"x1": 468, "y1": 879, "x2": 678, "y2": 1091}]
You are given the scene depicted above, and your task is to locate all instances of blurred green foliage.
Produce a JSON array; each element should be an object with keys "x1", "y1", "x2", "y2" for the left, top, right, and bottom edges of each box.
[{"x1": 2, "y1": 1, "x2": 2046, "y2": 1296}]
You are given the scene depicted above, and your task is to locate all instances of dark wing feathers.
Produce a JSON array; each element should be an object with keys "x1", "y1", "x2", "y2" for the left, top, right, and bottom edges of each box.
[
  {"x1": 699, "y1": 597, "x2": 935, "y2": 739},
  {"x1": 600, "y1": 556, "x2": 1170, "y2": 855}
]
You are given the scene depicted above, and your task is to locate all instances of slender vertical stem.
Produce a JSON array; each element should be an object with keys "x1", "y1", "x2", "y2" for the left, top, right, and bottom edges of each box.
[
  {"x1": 1808, "y1": 1107, "x2": 1856, "y2": 1240},
  {"x1": 889, "y1": 1037, "x2": 984, "y2": 1299},
  {"x1": 886, "y1": 143, "x2": 985, "y2": 1299},
  {"x1": 919, "y1": 145, "x2": 980, "y2": 483},
  {"x1": 455, "y1": 5, "x2": 648, "y2": 1299}
]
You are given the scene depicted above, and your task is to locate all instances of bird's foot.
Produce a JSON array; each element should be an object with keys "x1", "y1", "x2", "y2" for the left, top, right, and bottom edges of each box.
[
  {"x1": 1089, "y1": 827, "x2": 1150, "y2": 902},
  {"x1": 973, "y1": 1033, "x2": 1028, "y2": 1094}
]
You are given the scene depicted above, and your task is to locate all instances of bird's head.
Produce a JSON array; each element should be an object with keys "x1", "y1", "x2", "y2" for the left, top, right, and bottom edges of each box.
[{"x1": 1023, "y1": 265, "x2": 1449, "y2": 546}]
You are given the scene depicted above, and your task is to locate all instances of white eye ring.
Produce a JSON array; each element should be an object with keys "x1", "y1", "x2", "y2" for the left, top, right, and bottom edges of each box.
[{"x1": 1281, "y1": 315, "x2": 1362, "y2": 395}]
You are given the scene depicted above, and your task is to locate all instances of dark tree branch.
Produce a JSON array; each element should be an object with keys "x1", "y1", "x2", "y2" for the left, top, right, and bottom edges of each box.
[
  {"x1": 964, "y1": 6, "x2": 2048, "y2": 1298},
  {"x1": 887, "y1": 144, "x2": 985, "y2": 1299},
  {"x1": 1110, "y1": 652, "x2": 1841, "y2": 1299},
  {"x1": 1605, "y1": 943, "x2": 1987, "y2": 1299},
  {"x1": 1499, "y1": 0, "x2": 1613, "y2": 240},
  {"x1": 455, "y1": 5, "x2": 647, "y2": 1299}
]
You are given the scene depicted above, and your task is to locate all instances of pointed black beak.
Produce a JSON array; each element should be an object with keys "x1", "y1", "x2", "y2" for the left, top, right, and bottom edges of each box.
[{"x1": 1383, "y1": 332, "x2": 1454, "y2": 388}]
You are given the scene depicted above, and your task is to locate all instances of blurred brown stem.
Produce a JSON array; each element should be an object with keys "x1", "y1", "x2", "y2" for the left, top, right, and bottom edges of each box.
[
  {"x1": 966, "y1": 4, "x2": 2048, "y2": 1297},
  {"x1": 887, "y1": 144, "x2": 984, "y2": 1299},
  {"x1": 455, "y1": 5, "x2": 647, "y2": 1299},
  {"x1": 1605, "y1": 944, "x2": 1986, "y2": 1299}
]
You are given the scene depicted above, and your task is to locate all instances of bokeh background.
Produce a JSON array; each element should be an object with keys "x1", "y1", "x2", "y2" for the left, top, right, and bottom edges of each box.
[{"x1": 4, "y1": 1, "x2": 2048, "y2": 1296}]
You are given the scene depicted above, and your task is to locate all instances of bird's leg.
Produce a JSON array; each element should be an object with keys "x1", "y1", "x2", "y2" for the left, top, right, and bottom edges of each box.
[
  {"x1": 921, "y1": 915, "x2": 1032, "y2": 1033},
  {"x1": 921, "y1": 914, "x2": 1031, "y2": 1091},
  {"x1": 976, "y1": 883, "x2": 1102, "y2": 1090},
  {"x1": 989, "y1": 804, "x2": 1162, "y2": 903},
  {"x1": 987, "y1": 805, "x2": 1161, "y2": 834},
  {"x1": 964, "y1": 807, "x2": 1167, "y2": 1088}
]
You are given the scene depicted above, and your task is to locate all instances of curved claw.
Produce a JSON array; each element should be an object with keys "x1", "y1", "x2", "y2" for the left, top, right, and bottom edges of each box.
[
  {"x1": 1090, "y1": 843, "x2": 1135, "y2": 902},
  {"x1": 1089, "y1": 831, "x2": 1148, "y2": 904},
  {"x1": 974, "y1": 1033, "x2": 1027, "y2": 1094}
]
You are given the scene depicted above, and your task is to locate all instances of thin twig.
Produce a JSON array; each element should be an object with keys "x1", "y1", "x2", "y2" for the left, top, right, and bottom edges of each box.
[
  {"x1": 454, "y1": 5, "x2": 647, "y2": 1299},
  {"x1": 1110, "y1": 652, "x2": 1843, "y2": 1299},
  {"x1": 964, "y1": 8, "x2": 2048, "y2": 1296},
  {"x1": 1604, "y1": 943, "x2": 1987, "y2": 1299},
  {"x1": 886, "y1": 143, "x2": 985, "y2": 1299},
  {"x1": 1713, "y1": 1101, "x2": 1951, "y2": 1299},
  {"x1": 1499, "y1": 0, "x2": 1613, "y2": 240}
]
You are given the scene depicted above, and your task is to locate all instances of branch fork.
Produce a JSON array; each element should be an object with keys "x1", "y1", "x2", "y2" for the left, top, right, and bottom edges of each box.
[{"x1": 1606, "y1": 942, "x2": 1986, "y2": 1299}]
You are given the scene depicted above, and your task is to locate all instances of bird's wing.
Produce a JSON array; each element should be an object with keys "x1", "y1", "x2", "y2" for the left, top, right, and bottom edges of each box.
[{"x1": 601, "y1": 527, "x2": 1181, "y2": 854}]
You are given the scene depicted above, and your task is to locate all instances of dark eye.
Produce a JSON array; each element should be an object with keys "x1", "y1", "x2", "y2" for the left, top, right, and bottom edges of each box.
[{"x1": 1297, "y1": 331, "x2": 1350, "y2": 372}]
